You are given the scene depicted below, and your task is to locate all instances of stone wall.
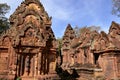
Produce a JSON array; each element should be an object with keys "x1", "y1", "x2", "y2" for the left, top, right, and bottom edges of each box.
[
  {"x1": 0, "y1": 0, "x2": 57, "y2": 80},
  {"x1": 61, "y1": 21, "x2": 120, "y2": 79}
]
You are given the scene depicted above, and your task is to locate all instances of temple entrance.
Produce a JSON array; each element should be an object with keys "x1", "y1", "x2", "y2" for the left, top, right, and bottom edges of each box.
[
  {"x1": 40, "y1": 51, "x2": 49, "y2": 75},
  {"x1": 15, "y1": 49, "x2": 56, "y2": 79},
  {"x1": 17, "y1": 53, "x2": 36, "y2": 77},
  {"x1": 93, "y1": 53, "x2": 100, "y2": 66}
]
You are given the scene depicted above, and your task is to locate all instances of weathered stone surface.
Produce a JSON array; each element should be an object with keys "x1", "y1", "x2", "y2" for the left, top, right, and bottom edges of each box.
[
  {"x1": 61, "y1": 24, "x2": 76, "y2": 69},
  {"x1": 0, "y1": 0, "x2": 120, "y2": 80},
  {"x1": 0, "y1": 0, "x2": 57, "y2": 80},
  {"x1": 61, "y1": 21, "x2": 120, "y2": 79}
]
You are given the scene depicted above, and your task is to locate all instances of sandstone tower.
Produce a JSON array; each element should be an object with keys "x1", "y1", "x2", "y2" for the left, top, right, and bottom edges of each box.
[
  {"x1": 0, "y1": 0, "x2": 120, "y2": 80},
  {"x1": 61, "y1": 22, "x2": 120, "y2": 79},
  {"x1": 0, "y1": 0, "x2": 57, "y2": 79}
]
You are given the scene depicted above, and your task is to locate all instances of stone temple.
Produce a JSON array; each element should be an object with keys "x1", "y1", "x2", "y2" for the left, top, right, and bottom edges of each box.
[
  {"x1": 0, "y1": 0, "x2": 57, "y2": 79},
  {"x1": 0, "y1": 0, "x2": 120, "y2": 80}
]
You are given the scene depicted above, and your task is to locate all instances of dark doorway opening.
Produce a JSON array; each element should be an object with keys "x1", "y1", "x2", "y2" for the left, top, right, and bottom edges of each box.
[{"x1": 94, "y1": 53, "x2": 100, "y2": 65}]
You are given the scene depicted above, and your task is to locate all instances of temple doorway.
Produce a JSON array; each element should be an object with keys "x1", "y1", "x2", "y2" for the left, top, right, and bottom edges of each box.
[
  {"x1": 17, "y1": 53, "x2": 36, "y2": 77},
  {"x1": 93, "y1": 53, "x2": 100, "y2": 66}
]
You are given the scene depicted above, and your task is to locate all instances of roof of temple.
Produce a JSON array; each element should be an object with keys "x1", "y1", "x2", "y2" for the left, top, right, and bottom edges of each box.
[{"x1": 0, "y1": 0, "x2": 56, "y2": 48}]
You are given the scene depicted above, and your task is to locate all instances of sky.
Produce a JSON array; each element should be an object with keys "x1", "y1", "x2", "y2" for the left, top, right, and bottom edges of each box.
[{"x1": 0, "y1": 0, "x2": 120, "y2": 38}]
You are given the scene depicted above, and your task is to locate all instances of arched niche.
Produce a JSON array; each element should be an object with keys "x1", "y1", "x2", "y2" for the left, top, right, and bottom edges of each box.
[
  {"x1": 0, "y1": 36, "x2": 10, "y2": 71},
  {"x1": 20, "y1": 27, "x2": 41, "y2": 46},
  {"x1": 2, "y1": 36, "x2": 11, "y2": 46},
  {"x1": 24, "y1": 27, "x2": 35, "y2": 37}
]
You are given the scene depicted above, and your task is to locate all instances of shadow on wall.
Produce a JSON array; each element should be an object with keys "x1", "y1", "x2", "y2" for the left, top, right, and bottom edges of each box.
[{"x1": 56, "y1": 66, "x2": 79, "y2": 80}]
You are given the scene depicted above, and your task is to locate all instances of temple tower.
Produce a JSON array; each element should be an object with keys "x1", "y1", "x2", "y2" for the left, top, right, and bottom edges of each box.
[
  {"x1": 61, "y1": 24, "x2": 76, "y2": 68},
  {"x1": 0, "y1": 0, "x2": 57, "y2": 79}
]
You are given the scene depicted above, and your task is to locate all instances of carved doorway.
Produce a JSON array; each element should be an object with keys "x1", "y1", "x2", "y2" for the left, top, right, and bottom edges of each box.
[
  {"x1": 17, "y1": 53, "x2": 36, "y2": 77},
  {"x1": 93, "y1": 53, "x2": 100, "y2": 67}
]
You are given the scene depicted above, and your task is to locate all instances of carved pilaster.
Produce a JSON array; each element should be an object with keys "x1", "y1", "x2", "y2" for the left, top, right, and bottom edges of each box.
[
  {"x1": 38, "y1": 52, "x2": 42, "y2": 75},
  {"x1": 34, "y1": 54, "x2": 38, "y2": 76},
  {"x1": 20, "y1": 55, "x2": 24, "y2": 76},
  {"x1": 24, "y1": 55, "x2": 30, "y2": 76},
  {"x1": 29, "y1": 55, "x2": 33, "y2": 76}
]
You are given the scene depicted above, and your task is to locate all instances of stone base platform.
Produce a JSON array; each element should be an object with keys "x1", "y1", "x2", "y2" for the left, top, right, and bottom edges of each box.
[{"x1": 21, "y1": 74, "x2": 60, "y2": 80}]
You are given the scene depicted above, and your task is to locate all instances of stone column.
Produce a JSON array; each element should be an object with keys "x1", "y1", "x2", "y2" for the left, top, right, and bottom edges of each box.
[
  {"x1": 38, "y1": 52, "x2": 41, "y2": 75},
  {"x1": 34, "y1": 54, "x2": 38, "y2": 76},
  {"x1": 16, "y1": 54, "x2": 19, "y2": 76},
  {"x1": 23, "y1": 55, "x2": 29, "y2": 76},
  {"x1": 29, "y1": 55, "x2": 33, "y2": 76},
  {"x1": 49, "y1": 54, "x2": 56, "y2": 74},
  {"x1": 32, "y1": 55, "x2": 35, "y2": 76},
  {"x1": 87, "y1": 48, "x2": 90, "y2": 63},
  {"x1": 81, "y1": 49, "x2": 84, "y2": 64},
  {"x1": 45, "y1": 52, "x2": 48, "y2": 74},
  {"x1": 20, "y1": 55, "x2": 24, "y2": 76},
  {"x1": 40, "y1": 53, "x2": 43, "y2": 75},
  {"x1": 23, "y1": 56, "x2": 26, "y2": 76},
  {"x1": 12, "y1": 53, "x2": 17, "y2": 75},
  {"x1": 43, "y1": 53, "x2": 46, "y2": 75}
]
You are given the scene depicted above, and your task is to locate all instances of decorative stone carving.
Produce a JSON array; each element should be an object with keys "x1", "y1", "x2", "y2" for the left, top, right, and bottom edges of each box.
[
  {"x1": 0, "y1": 0, "x2": 120, "y2": 79},
  {"x1": 0, "y1": 0, "x2": 57, "y2": 79},
  {"x1": 61, "y1": 24, "x2": 76, "y2": 68},
  {"x1": 61, "y1": 21, "x2": 120, "y2": 79}
]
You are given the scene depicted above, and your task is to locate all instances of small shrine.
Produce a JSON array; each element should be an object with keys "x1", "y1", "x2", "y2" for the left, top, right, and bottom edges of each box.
[
  {"x1": 61, "y1": 21, "x2": 120, "y2": 79},
  {"x1": 0, "y1": 0, "x2": 57, "y2": 79}
]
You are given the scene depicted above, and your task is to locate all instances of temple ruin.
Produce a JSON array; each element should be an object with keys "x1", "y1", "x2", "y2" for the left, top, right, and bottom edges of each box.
[
  {"x1": 0, "y1": 0, "x2": 58, "y2": 79},
  {"x1": 61, "y1": 21, "x2": 120, "y2": 80},
  {"x1": 0, "y1": 0, "x2": 120, "y2": 80}
]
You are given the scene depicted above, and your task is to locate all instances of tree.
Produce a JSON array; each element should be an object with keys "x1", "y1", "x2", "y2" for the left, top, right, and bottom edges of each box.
[
  {"x1": 74, "y1": 26, "x2": 80, "y2": 37},
  {"x1": 0, "y1": 3, "x2": 10, "y2": 34},
  {"x1": 112, "y1": 0, "x2": 120, "y2": 17},
  {"x1": 74, "y1": 26, "x2": 101, "y2": 37},
  {"x1": 56, "y1": 37, "x2": 62, "y2": 55}
]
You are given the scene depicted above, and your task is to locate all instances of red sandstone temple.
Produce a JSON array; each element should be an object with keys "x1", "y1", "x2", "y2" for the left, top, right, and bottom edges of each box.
[
  {"x1": 62, "y1": 22, "x2": 120, "y2": 80},
  {"x1": 0, "y1": 0, "x2": 57, "y2": 80},
  {"x1": 0, "y1": 0, "x2": 120, "y2": 80}
]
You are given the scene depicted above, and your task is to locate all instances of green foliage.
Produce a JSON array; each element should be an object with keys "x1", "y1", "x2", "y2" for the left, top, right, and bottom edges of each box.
[
  {"x1": 57, "y1": 37, "x2": 62, "y2": 55},
  {"x1": 16, "y1": 77, "x2": 21, "y2": 80},
  {"x1": 56, "y1": 38, "x2": 62, "y2": 66},
  {"x1": 0, "y1": 17, "x2": 9, "y2": 33},
  {"x1": 0, "y1": 3, "x2": 10, "y2": 16},
  {"x1": 0, "y1": 3, "x2": 10, "y2": 34},
  {"x1": 112, "y1": 0, "x2": 120, "y2": 17}
]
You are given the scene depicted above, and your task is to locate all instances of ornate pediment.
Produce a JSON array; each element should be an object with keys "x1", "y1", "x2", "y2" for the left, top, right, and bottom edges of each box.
[
  {"x1": 9, "y1": 0, "x2": 51, "y2": 28},
  {"x1": 6, "y1": 0, "x2": 56, "y2": 48}
]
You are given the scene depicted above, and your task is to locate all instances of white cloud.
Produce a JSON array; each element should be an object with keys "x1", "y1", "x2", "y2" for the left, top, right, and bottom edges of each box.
[
  {"x1": 0, "y1": 0, "x2": 119, "y2": 37},
  {"x1": 41, "y1": 0, "x2": 73, "y2": 21},
  {"x1": 1, "y1": 0, "x2": 102, "y2": 21}
]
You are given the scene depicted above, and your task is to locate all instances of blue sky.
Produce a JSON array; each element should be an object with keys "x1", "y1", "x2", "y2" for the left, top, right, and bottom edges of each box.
[{"x1": 0, "y1": 0, "x2": 119, "y2": 38}]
